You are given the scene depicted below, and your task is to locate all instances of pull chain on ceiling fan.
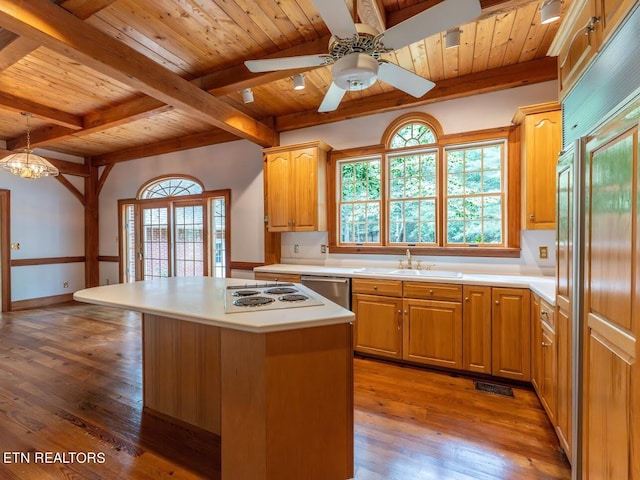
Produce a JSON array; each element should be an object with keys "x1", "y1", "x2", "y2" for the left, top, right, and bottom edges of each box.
[{"x1": 244, "y1": 0, "x2": 482, "y2": 112}]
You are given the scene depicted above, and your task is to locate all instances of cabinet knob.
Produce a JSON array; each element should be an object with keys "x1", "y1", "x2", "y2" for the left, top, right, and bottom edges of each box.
[
  {"x1": 495, "y1": 300, "x2": 500, "y2": 305},
  {"x1": 541, "y1": 342, "x2": 550, "y2": 348},
  {"x1": 429, "y1": 289, "x2": 434, "y2": 295},
  {"x1": 373, "y1": 285, "x2": 378, "y2": 290},
  {"x1": 404, "y1": 310, "x2": 408, "y2": 315},
  {"x1": 529, "y1": 214, "x2": 535, "y2": 220},
  {"x1": 465, "y1": 297, "x2": 470, "y2": 302}
]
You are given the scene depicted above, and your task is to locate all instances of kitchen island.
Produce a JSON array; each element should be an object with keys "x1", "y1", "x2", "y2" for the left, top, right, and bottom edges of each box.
[{"x1": 74, "y1": 276, "x2": 355, "y2": 480}]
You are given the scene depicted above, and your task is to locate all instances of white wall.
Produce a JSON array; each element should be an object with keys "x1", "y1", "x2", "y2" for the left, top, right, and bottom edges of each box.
[
  {"x1": 98, "y1": 140, "x2": 264, "y2": 285},
  {"x1": 1, "y1": 160, "x2": 86, "y2": 301},
  {"x1": 279, "y1": 81, "x2": 559, "y2": 276}
]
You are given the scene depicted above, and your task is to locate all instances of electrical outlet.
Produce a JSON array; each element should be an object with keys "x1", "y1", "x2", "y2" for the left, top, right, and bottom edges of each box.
[
  {"x1": 539, "y1": 246, "x2": 548, "y2": 259},
  {"x1": 321, "y1": 244, "x2": 327, "y2": 254},
  {"x1": 294, "y1": 244, "x2": 299, "y2": 254},
  {"x1": 63, "y1": 281, "x2": 70, "y2": 288}
]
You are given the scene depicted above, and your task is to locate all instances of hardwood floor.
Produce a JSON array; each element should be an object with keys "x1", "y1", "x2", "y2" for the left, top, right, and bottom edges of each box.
[{"x1": 0, "y1": 303, "x2": 571, "y2": 479}]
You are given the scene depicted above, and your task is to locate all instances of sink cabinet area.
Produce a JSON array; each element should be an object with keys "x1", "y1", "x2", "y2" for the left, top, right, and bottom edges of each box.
[{"x1": 352, "y1": 278, "x2": 531, "y2": 381}]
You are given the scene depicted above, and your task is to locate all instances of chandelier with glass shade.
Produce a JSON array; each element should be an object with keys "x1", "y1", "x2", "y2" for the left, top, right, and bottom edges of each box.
[{"x1": 0, "y1": 112, "x2": 59, "y2": 179}]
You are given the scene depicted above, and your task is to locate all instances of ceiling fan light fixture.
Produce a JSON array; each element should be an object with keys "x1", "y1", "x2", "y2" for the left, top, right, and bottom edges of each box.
[
  {"x1": 292, "y1": 73, "x2": 305, "y2": 90},
  {"x1": 540, "y1": 0, "x2": 561, "y2": 24},
  {"x1": 0, "y1": 113, "x2": 58, "y2": 180},
  {"x1": 241, "y1": 88, "x2": 254, "y2": 103},
  {"x1": 445, "y1": 27, "x2": 461, "y2": 49},
  {"x1": 332, "y1": 53, "x2": 379, "y2": 92}
]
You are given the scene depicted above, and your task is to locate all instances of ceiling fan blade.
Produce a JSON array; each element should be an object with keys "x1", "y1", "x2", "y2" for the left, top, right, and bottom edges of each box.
[
  {"x1": 318, "y1": 82, "x2": 346, "y2": 112},
  {"x1": 382, "y1": 0, "x2": 481, "y2": 50},
  {"x1": 245, "y1": 54, "x2": 330, "y2": 73},
  {"x1": 311, "y1": 0, "x2": 358, "y2": 38},
  {"x1": 378, "y1": 62, "x2": 435, "y2": 98}
]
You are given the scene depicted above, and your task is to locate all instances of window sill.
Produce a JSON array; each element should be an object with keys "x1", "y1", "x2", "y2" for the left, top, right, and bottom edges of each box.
[{"x1": 327, "y1": 245, "x2": 521, "y2": 258}]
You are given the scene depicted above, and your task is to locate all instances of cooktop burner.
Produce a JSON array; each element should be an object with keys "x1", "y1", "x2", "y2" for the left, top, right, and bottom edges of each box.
[
  {"x1": 233, "y1": 296, "x2": 275, "y2": 307},
  {"x1": 279, "y1": 294, "x2": 309, "y2": 302},
  {"x1": 232, "y1": 289, "x2": 261, "y2": 297},
  {"x1": 224, "y1": 282, "x2": 324, "y2": 313},
  {"x1": 265, "y1": 287, "x2": 297, "y2": 295}
]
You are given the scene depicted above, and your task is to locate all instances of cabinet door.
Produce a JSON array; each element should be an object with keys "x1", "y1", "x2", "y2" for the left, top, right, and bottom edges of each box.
[
  {"x1": 540, "y1": 322, "x2": 557, "y2": 424},
  {"x1": 557, "y1": 0, "x2": 599, "y2": 96},
  {"x1": 265, "y1": 152, "x2": 292, "y2": 231},
  {"x1": 403, "y1": 298, "x2": 462, "y2": 369},
  {"x1": 555, "y1": 303, "x2": 572, "y2": 459},
  {"x1": 291, "y1": 147, "x2": 319, "y2": 231},
  {"x1": 353, "y1": 294, "x2": 403, "y2": 359},
  {"x1": 491, "y1": 288, "x2": 531, "y2": 381},
  {"x1": 523, "y1": 109, "x2": 562, "y2": 229},
  {"x1": 531, "y1": 294, "x2": 542, "y2": 393},
  {"x1": 462, "y1": 285, "x2": 492, "y2": 374},
  {"x1": 583, "y1": 122, "x2": 637, "y2": 479}
]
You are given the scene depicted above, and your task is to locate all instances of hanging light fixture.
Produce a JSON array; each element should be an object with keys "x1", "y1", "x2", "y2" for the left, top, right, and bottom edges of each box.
[
  {"x1": 540, "y1": 0, "x2": 561, "y2": 24},
  {"x1": 292, "y1": 73, "x2": 306, "y2": 90},
  {"x1": 241, "y1": 88, "x2": 254, "y2": 103},
  {"x1": 445, "y1": 27, "x2": 461, "y2": 49},
  {"x1": 0, "y1": 113, "x2": 58, "y2": 179}
]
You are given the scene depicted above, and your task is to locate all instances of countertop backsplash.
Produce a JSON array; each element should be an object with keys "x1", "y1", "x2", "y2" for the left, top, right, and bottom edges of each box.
[{"x1": 280, "y1": 229, "x2": 556, "y2": 277}]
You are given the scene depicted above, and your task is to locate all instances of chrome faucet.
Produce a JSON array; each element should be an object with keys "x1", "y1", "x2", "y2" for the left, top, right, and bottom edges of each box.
[{"x1": 406, "y1": 249, "x2": 412, "y2": 269}]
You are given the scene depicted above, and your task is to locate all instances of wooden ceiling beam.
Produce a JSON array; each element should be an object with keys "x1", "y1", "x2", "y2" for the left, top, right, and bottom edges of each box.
[
  {"x1": 275, "y1": 56, "x2": 557, "y2": 132},
  {"x1": 0, "y1": 91, "x2": 83, "y2": 133},
  {"x1": 0, "y1": 0, "x2": 276, "y2": 147},
  {"x1": 16, "y1": 35, "x2": 333, "y2": 149},
  {"x1": 91, "y1": 129, "x2": 239, "y2": 166},
  {"x1": 57, "y1": 0, "x2": 118, "y2": 19}
]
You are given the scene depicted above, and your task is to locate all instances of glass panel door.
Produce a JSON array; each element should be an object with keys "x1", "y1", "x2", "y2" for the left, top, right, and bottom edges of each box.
[
  {"x1": 141, "y1": 206, "x2": 170, "y2": 279},
  {"x1": 173, "y1": 202, "x2": 205, "y2": 276}
]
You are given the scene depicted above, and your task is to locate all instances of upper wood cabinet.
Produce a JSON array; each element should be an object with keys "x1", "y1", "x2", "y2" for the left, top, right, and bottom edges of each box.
[
  {"x1": 513, "y1": 103, "x2": 562, "y2": 230},
  {"x1": 549, "y1": 0, "x2": 637, "y2": 98},
  {"x1": 264, "y1": 141, "x2": 331, "y2": 232}
]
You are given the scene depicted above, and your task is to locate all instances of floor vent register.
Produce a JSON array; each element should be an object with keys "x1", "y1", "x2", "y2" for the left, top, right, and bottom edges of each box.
[{"x1": 474, "y1": 381, "x2": 514, "y2": 397}]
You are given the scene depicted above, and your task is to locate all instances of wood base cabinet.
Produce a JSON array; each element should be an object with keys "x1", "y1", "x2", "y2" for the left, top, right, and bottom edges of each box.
[
  {"x1": 492, "y1": 288, "x2": 531, "y2": 381},
  {"x1": 352, "y1": 278, "x2": 403, "y2": 359},
  {"x1": 462, "y1": 285, "x2": 492, "y2": 374},
  {"x1": 531, "y1": 295, "x2": 557, "y2": 425}
]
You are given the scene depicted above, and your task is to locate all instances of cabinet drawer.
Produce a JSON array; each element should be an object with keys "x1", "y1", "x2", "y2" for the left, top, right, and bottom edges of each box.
[
  {"x1": 540, "y1": 298, "x2": 555, "y2": 330},
  {"x1": 254, "y1": 272, "x2": 302, "y2": 283},
  {"x1": 403, "y1": 282, "x2": 462, "y2": 302},
  {"x1": 352, "y1": 278, "x2": 402, "y2": 297}
]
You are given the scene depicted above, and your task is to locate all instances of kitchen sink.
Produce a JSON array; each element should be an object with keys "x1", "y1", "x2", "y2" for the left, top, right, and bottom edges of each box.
[
  {"x1": 354, "y1": 267, "x2": 462, "y2": 278},
  {"x1": 389, "y1": 269, "x2": 462, "y2": 278}
]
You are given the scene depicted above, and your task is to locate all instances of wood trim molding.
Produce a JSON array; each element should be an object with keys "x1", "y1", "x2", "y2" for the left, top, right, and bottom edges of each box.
[
  {"x1": 0, "y1": 189, "x2": 10, "y2": 312},
  {"x1": 98, "y1": 255, "x2": 119, "y2": 263},
  {"x1": 10, "y1": 292, "x2": 74, "y2": 311},
  {"x1": 10, "y1": 256, "x2": 85, "y2": 267},
  {"x1": 230, "y1": 261, "x2": 264, "y2": 271}
]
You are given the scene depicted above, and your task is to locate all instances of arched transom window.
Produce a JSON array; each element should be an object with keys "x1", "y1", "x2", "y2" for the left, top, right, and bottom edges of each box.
[
  {"x1": 333, "y1": 112, "x2": 513, "y2": 255},
  {"x1": 121, "y1": 175, "x2": 230, "y2": 281}
]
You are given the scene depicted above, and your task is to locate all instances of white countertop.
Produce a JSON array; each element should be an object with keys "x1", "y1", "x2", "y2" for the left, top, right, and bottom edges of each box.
[
  {"x1": 255, "y1": 264, "x2": 557, "y2": 305},
  {"x1": 73, "y1": 276, "x2": 354, "y2": 333}
]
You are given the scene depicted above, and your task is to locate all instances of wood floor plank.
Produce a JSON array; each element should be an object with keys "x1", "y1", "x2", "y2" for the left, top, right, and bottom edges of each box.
[{"x1": 0, "y1": 303, "x2": 570, "y2": 479}]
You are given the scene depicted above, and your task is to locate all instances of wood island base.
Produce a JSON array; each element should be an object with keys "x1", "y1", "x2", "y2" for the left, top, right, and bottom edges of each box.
[{"x1": 143, "y1": 313, "x2": 354, "y2": 480}]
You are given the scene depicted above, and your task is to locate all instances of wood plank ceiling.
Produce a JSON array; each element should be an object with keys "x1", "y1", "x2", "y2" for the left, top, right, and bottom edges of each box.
[{"x1": 0, "y1": 0, "x2": 562, "y2": 170}]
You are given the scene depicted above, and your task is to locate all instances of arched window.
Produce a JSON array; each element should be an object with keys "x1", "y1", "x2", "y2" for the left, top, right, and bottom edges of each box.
[
  {"x1": 332, "y1": 112, "x2": 513, "y2": 255},
  {"x1": 138, "y1": 175, "x2": 203, "y2": 199},
  {"x1": 120, "y1": 175, "x2": 229, "y2": 281}
]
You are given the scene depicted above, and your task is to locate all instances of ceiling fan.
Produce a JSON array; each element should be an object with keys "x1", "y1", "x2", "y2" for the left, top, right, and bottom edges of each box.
[{"x1": 244, "y1": 0, "x2": 481, "y2": 112}]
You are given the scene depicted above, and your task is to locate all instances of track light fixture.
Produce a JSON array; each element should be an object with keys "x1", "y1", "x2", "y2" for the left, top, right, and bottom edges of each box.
[
  {"x1": 540, "y1": 0, "x2": 561, "y2": 24},
  {"x1": 241, "y1": 88, "x2": 254, "y2": 103},
  {"x1": 292, "y1": 73, "x2": 305, "y2": 90},
  {"x1": 445, "y1": 27, "x2": 461, "y2": 49}
]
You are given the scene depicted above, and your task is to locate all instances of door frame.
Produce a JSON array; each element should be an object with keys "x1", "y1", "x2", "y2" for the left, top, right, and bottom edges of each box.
[{"x1": 0, "y1": 190, "x2": 10, "y2": 312}]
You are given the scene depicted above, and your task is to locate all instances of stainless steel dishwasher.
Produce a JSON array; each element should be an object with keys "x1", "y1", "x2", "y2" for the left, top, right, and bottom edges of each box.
[{"x1": 300, "y1": 275, "x2": 351, "y2": 310}]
